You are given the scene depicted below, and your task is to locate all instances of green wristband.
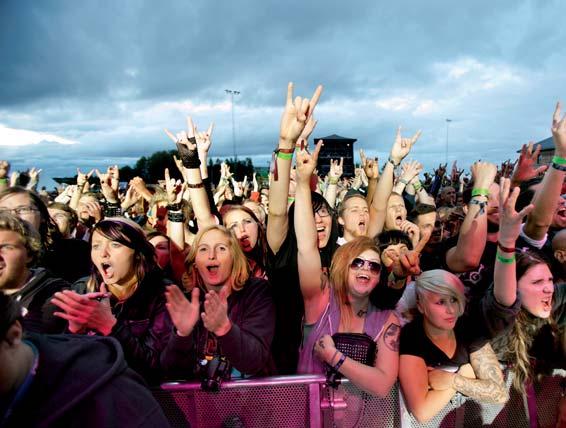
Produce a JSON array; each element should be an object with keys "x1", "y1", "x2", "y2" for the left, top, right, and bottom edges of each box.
[
  {"x1": 552, "y1": 155, "x2": 566, "y2": 165},
  {"x1": 496, "y1": 253, "x2": 515, "y2": 264},
  {"x1": 277, "y1": 151, "x2": 293, "y2": 160},
  {"x1": 471, "y1": 188, "x2": 490, "y2": 197},
  {"x1": 0, "y1": 178, "x2": 7, "y2": 184}
]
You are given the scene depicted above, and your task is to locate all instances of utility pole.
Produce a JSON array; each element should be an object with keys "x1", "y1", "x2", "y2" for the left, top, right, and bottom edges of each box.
[{"x1": 225, "y1": 89, "x2": 240, "y2": 160}]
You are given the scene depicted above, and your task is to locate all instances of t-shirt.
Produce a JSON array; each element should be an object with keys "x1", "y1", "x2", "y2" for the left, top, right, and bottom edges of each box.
[{"x1": 399, "y1": 316, "x2": 486, "y2": 368}]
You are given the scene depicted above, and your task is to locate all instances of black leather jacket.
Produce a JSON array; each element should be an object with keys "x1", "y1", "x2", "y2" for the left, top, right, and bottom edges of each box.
[{"x1": 72, "y1": 270, "x2": 172, "y2": 384}]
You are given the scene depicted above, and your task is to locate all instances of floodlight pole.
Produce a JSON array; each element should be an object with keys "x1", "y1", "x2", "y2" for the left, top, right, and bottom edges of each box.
[{"x1": 225, "y1": 89, "x2": 240, "y2": 160}]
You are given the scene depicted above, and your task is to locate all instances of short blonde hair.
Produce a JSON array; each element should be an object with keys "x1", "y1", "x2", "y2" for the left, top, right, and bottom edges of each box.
[
  {"x1": 185, "y1": 225, "x2": 250, "y2": 291},
  {"x1": 415, "y1": 269, "x2": 466, "y2": 316}
]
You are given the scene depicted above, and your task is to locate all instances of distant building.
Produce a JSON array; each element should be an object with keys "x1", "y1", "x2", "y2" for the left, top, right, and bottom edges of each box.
[
  {"x1": 315, "y1": 134, "x2": 357, "y2": 178},
  {"x1": 534, "y1": 136, "x2": 554, "y2": 164}
]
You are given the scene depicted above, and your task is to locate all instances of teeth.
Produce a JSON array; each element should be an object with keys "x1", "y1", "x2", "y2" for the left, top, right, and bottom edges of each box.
[{"x1": 317, "y1": 227, "x2": 325, "y2": 232}]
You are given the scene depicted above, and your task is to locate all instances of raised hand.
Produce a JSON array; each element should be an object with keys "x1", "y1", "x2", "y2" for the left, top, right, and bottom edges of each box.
[
  {"x1": 195, "y1": 122, "x2": 214, "y2": 154},
  {"x1": 360, "y1": 149, "x2": 379, "y2": 180},
  {"x1": 165, "y1": 116, "x2": 197, "y2": 150},
  {"x1": 164, "y1": 168, "x2": 184, "y2": 204},
  {"x1": 76, "y1": 168, "x2": 94, "y2": 188},
  {"x1": 498, "y1": 177, "x2": 534, "y2": 247},
  {"x1": 313, "y1": 334, "x2": 338, "y2": 364},
  {"x1": 279, "y1": 82, "x2": 323, "y2": 148},
  {"x1": 296, "y1": 116, "x2": 318, "y2": 149},
  {"x1": 552, "y1": 102, "x2": 566, "y2": 157},
  {"x1": 121, "y1": 185, "x2": 140, "y2": 210},
  {"x1": 0, "y1": 160, "x2": 10, "y2": 179},
  {"x1": 329, "y1": 158, "x2": 344, "y2": 180},
  {"x1": 400, "y1": 160, "x2": 423, "y2": 183},
  {"x1": 400, "y1": 220, "x2": 420, "y2": 248},
  {"x1": 295, "y1": 140, "x2": 322, "y2": 184},
  {"x1": 435, "y1": 163, "x2": 447, "y2": 178},
  {"x1": 252, "y1": 172, "x2": 258, "y2": 192},
  {"x1": 95, "y1": 167, "x2": 118, "y2": 203},
  {"x1": 511, "y1": 142, "x2": 548, "y2": 185},
  {"x1": 28, "y1": 167, "x2": 42, "y2": 182},
  {"x1": 390, "y1": 127, "x2": 422, "y2": 166},
  {"x1": 470, "y1": 161, "x2": 497, "y2": 191},
  {"x1": 165, "y1": 285, "x2": 200, "y2": 337},
  {"x1": 201, "y1": 288, "x2": 231, "y2": 336}
]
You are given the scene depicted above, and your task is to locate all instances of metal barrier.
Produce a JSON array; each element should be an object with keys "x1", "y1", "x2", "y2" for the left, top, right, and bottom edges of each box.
[{"x1": 153, "y1": 371, "x2": 563, "y2": 428}]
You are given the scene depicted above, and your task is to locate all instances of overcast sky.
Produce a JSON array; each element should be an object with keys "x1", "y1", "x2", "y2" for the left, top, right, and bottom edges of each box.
[{"x1": 2, "y1": 0, "x2": 566, "y2": 188}]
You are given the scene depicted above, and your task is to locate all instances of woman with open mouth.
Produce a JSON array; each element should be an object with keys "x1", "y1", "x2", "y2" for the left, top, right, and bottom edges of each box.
[
  {"x1": 222, "y1": 204, "x2": 268, "y2": 279},
  {"x1": 51, "y1": 217, "x2": 173, "y2": 384},
  {"x1": 160, "y1": 224, "x2": 275, "y2": 380}
]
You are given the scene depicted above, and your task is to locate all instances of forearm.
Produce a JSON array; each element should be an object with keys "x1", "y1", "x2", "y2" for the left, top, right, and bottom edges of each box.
[
  {"x1": 368, "y1": 162, "x2": 394, "y2": 236},
  {"x1": 366, "y1": 178, "x2": 377, "y2": 206},
  {"x1": 524, "y1": 165, "x2": 565, "y2": 240},
  {"x1": 493, "y1": 251, "x2": 517, "y2": 307},
  {"x1": 269, "y1": 141, "x2": 294, "y2": 217},
  {"x1": 186, "y1": 168, "x2": 216, "y2": 228},
  {"x1": 336, "y1": 356, "x2": 396, "y2": 398},
  {"x1": 295, "y1": 182, "x2": 318, "y2": 255},
  {"x1": 198, "y1": 150, "x2": 209, "y2": 180},
  {"x1": 452, "y1": 374, "x2": 508, "y2": 404},
  {"x1": 446, "y1": 198, "x2": 488, "y2": 271},
  {"x1": 323, "y1": 182, "x2": 338, "y2": 209},
  {"x1": 69, "y1": 187, "x2": 82, "y2": 210}
]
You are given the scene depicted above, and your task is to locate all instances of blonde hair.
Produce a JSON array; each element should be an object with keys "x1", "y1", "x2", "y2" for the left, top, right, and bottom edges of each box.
[
  {"x1": 0, "y1": 213, "x2": 42, "y2": 265},
  {"x1": 185, "y1": 225, "x2": 250, "y2": 292},
  {"x1": 415, "y1": 269, "x2": 466, "y2": 317},
  {"x1": 330, "y1": 236, "x2": 380, "y2": 332}
]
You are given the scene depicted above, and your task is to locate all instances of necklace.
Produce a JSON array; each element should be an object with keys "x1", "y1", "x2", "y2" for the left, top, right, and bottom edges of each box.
[{"x1": 356, "y1": 308, "x2": 368, "y2": 318}]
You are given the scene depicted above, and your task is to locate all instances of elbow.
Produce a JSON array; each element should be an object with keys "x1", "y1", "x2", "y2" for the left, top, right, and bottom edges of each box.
[
  {"x1": 491, "y1": 387, "x2": 509, "y2": 404},
  {"x1": 411, "y1": 408, "x2": 435, "y2": 424}
]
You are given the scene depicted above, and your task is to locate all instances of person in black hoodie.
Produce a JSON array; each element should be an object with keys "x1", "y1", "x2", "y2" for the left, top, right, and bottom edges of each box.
[
  {"x1": 50, "y1": 217, "x2": 172, "y2": 384},
  {"x1": 0, "y1": 292, "x2": 171, "y2": 428}
]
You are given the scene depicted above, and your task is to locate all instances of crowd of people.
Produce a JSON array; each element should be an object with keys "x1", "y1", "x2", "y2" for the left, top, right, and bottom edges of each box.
[{"x1": 0, "y1": 83, "x2": 565, "y2": 427}]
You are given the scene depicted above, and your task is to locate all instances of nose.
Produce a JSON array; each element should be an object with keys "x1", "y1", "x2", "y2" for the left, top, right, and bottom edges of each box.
[
  {"x1": 446, "y1": 302, "x2": 456, "y2": 315},
  {"x1": 238, "y1": 222, "x2": 246, "y2": 233},
  {"x1": 208, "y1": 249, "x2": 216, "y2": 260}
]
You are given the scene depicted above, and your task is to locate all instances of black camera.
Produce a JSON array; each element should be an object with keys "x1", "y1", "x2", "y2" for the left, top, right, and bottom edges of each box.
[{"x1": 198, "y1": 355, "x2": 231, "y2": 392}]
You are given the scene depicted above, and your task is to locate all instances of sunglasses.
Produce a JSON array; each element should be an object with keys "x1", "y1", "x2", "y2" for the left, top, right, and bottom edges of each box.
[{"x1": 350, "y1": 257, "x2": 381, "y2": 274}]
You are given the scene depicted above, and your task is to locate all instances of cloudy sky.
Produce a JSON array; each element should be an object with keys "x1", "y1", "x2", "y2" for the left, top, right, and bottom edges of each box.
[{"x1": 2, "y1": 0, "x2": 566, "y2": 188}]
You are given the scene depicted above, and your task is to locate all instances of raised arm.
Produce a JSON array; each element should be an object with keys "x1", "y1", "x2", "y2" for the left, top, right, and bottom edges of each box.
[
  {"x1": 165, "y1": 116, "x2": 216, "y2": 230},
  {"x1": 360, "y1": 150, "x2": 379, "y2": 206},
  {"x1": 495, "y1": 178, "x2": 534, "y2": 306},
  {"x1": 295, "y1": 141, "x2": 329, "y2": 323},
  {"x1": 446, "y1": 161, "x2": 497, "y2": 272},
  {"x1": 267, "y1": 83, "x2": 322, "y2": 254},
  {"x1": 323, "y1": 157, "x2": 343, "y2": 209},
  {"x1": 523, "y1": 102, "x2": 566, "y2": 241},
  {"x1": 70, "y1": 168, "x2": 93, "y2": 210},
  {"x1": 368, "y1": 127, "x2": 421, "y2": 238}
]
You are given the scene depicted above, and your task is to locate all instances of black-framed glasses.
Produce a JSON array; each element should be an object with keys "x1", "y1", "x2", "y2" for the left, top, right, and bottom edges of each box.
[
  {"x1": 0, "y1": 206, "x2": 39, "y2": 216},
  {"x1": 350, "y1": 257, "x2": 381, "y2": 274},
  {"x1": 315, "y1": 207, "x2": 331, "y2": 218}
]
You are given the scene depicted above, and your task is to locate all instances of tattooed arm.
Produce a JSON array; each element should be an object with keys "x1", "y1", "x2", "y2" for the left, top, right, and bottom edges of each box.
[
  {"x1": 451, "y1": 342, "x2": 509, "y2": 404},
  {"x1": 333, "y1": 312, "x2": 400, "y2": 397}
]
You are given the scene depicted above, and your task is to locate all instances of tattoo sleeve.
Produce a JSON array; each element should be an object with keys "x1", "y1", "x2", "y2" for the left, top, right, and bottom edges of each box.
[
  {"x1": 383, "y1": 323, "x2": 400, "y2": 352},
  {"x1": 452, "y1": 343, "x2": 509, "y2": 404}
]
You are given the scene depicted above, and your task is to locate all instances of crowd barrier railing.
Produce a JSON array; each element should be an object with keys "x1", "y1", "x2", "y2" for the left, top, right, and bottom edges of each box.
[{"x1": 153, "y1": 370, "x2": 564, "y2": 428}]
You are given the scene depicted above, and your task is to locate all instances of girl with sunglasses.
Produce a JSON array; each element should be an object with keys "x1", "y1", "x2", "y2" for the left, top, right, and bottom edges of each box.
[{"x1": 295, "y1": 142, "x2": 400, "y2": 397}]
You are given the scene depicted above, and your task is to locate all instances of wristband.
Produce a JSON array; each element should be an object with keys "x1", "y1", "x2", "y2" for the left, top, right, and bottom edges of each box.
[
  {"x1": 398, "y1": 178, "x2": 409, "y2": 186},
  {"x1": 271, "y1": 147, "x2": 294, "y2": 181},
  {"x1": 498, "y1": 242, "x2": 515, "y2": 253},
  {"x1": 413, "y1": 180, "x2": 422, "y2": 191},
  {"x1": 167, "y1": 202, "x2": 183, "y2": 211},
  {"x1": 496, "y1": 253, "x2": 515, "y2": 264},
  {"x1": 0, "y1": 178, "x2": 7, "y2": 184},
  {"x1": 333, "y1": 353, "x2": 346, "y2": 372},
  {"x1": 387, "y1": 157, "x2": 400, "y2": 167},
  {"x1": 552, "y1": 155, "x2": 566, "y2": 165},
  {"x1": 552, "y1": 162, "x2": 566, "y2": 172},
  {"x1": 187, "y1": 182, "x2": 204, "y2": 189},
  {"x1": 277, "y1": 151, "x2": 294, "y2": 160},
  {"x1": 329, "y1": 350, "x2": 340, "y2": 366},
  {"x1": 471, "y1": 188, "x2": 490, "y2": 197},
  {"x1": 468, "y1": 198, "x2": 487, "y2": 217},
  {"x1": 328, "y1": 177, "x2": 339, "y2": 185},
  {"x1": 167, "y1": 211, "x2": 185, "y2": 223}
]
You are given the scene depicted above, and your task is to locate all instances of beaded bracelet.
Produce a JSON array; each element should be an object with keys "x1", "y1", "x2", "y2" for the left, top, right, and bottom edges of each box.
[
  {"x1": 471, "y1": 188, "x2": 490, "y2": 197},
  {"x1": 167, "y1": 202, "x2": 183, "y2": 212},
  {"x1": 387, "y1": 157, "x2": 400, "y2": 167},
  {"x1": 333, "y1": 353, "x2": 346, "y2": 372},
  {"x1": 552, "y1": 155, "x2": 566, "y2": 165},
  {"x1": 496, "y1": 253, "x2": 515, "y2": 264}
]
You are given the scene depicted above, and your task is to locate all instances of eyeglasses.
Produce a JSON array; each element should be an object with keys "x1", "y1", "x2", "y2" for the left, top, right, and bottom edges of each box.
[
  {"x1": 350, "y1": 257, "x2": 381, "y2": 274},
  {"x1": 315, "y1": 207, "x2": 331, "y2": 218},
  {"x1": 0, "y1": 206, "x2": 39, "y2": 216}
]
